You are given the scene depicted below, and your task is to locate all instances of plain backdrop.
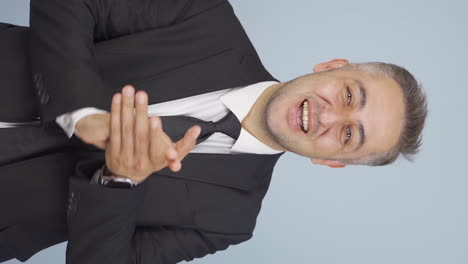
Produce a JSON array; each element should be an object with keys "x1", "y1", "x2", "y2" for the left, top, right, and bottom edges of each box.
[{"x1": 1, "y1": 0, "x2": 468, "y2": 263}]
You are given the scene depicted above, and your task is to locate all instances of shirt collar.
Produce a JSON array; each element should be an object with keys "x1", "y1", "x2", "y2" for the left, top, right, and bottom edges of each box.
[{"x1": 221, "y1": 81, "x2": 285, "y2": 154}]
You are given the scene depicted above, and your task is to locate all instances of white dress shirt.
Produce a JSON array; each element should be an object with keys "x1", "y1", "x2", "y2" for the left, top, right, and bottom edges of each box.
[{"x1": 55, "y1": 81, "x2": 284, "y2": 155}]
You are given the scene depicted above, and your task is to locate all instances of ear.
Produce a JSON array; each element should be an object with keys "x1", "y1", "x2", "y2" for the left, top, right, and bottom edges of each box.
[
  {"x1": 310, "y1": 158, "x2": 346, "y2": 168},
  {"x1": 313, "y1": 59, "x2": 349, "y2": 73}
]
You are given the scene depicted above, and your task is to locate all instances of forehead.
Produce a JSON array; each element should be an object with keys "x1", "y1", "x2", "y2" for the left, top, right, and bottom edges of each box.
[{"x1": 344, "y1": 69, "x2": 405, "y2": 157}]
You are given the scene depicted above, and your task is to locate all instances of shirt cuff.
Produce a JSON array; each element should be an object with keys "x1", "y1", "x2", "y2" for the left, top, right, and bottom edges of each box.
[{"x1": 55, "y1": 107, "x2": 108, "y2": 138}]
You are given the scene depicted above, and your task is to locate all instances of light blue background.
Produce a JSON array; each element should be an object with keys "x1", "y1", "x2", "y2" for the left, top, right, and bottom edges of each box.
[{"x1": 2, "y1": 0, "x2": 468, "y2": 263}]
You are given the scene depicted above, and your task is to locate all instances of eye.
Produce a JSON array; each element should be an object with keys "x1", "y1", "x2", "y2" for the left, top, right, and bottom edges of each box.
[
  {"x1": 346, "y1": 87, "x2": 353, "y2": 105},
  {"x1": 345, "y1": 127, "x2": 352, "y2": 144}
]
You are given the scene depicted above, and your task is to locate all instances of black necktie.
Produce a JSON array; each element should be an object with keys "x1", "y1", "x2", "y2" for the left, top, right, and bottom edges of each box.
[{"x1": 160, "y1": 111, "x2": 241, "y2": 145}]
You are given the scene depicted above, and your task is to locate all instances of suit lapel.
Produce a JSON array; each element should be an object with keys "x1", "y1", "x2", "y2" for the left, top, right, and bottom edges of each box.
[
  {"x1": 157, "y1": 152, "x2": 283, "y2": 191},
  {"x1": 134, "y1": 48, "x2": 277, "y2": 104}
]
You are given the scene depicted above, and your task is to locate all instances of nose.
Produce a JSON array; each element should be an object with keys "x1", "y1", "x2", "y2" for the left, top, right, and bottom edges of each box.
[{"x1": 318, "y1": 107, "x2": 350, "y2": 129}]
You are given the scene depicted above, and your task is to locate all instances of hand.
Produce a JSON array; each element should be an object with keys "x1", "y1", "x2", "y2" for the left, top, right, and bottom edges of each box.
[
  {"x1": 75, "y1": 113, "x2": 110, "y2": 150},
  {"x1": 105, "y1": 85, "x2": 201, "y2": 183}
]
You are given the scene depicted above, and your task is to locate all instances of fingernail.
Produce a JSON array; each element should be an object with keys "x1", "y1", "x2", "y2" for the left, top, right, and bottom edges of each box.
[
  {"x1": 137, "y1": 93, "x2": 146, "y2": 104},
  {"x1": 114, "y1": 94, "x2": 121, "y2": 104},
  {"x1": 194, "y1": 126, "x2": 201, "y2": 137},
  {"x1": 151, "y1": 118, "x2": 159, "y2": 128},
  {"x1": 124, "y1": 86, "x2": 134, "y2": 96}
]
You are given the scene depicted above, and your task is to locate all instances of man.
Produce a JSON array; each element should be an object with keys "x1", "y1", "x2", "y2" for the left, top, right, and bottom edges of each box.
[{"x1": 0, "y1": 0, "x2": 427, "y2": 263}]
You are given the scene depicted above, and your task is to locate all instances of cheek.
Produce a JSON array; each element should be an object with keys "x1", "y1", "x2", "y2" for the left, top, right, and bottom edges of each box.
[
  {"x1": 313, "y1": 133, "x2": 342, "y2": 154},
  {"x1": 319, "y1": 88, "x2": 339, "y2": 100},
  {"x1": 316, "y1": 81, "x2": 341, "y2": 98}
]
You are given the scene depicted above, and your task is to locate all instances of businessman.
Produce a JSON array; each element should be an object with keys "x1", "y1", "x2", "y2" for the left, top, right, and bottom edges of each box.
[{"x1": 0, "y1": 0, "x2": 427, "y2": 263}]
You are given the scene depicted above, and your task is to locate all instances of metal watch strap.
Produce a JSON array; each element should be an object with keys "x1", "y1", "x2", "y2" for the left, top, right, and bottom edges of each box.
[{"x1": 99, "y1": 164, "x2": 139, "y2": 188}]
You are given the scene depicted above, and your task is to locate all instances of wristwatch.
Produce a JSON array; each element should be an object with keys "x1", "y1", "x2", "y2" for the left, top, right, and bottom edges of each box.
[{"x1": 98, "y1": 164, "x2": 139, "y2": 188}]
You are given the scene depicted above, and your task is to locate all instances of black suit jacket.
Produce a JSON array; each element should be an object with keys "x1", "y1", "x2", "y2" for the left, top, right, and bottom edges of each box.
[{"x1": 0, "y1": 0, "x2": 284, "y2": 263}]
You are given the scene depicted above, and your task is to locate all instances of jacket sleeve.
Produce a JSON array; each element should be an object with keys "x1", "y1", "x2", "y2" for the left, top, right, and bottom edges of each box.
[
  {"x1": 29, "y1": 0, "x2": 222, "y2": 123},
  {"x1": 29, "y1": 0, "x2": 110, "y2": 122},
  {"x1": 66, "y1": 158, "x2": 251, "y2": 264}
]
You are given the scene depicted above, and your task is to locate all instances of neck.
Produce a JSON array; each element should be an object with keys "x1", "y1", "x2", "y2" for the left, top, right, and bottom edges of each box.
[{"x1": 241, "y1": 82, "x2": 287, "y2": 152}]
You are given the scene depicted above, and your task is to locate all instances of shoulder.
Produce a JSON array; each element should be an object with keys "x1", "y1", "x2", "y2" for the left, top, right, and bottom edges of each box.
[{"x1": 91, "y1": 0, "x2": 231, "y2": 41}]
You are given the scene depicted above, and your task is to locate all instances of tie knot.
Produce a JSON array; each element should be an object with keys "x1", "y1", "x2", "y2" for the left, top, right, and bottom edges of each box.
[
  {"x1": 159, "y1": 111, "x2": 241, "y2": 145},
  {"x1": 213, "y1": 111, "x2": 241, "y2": 141}
]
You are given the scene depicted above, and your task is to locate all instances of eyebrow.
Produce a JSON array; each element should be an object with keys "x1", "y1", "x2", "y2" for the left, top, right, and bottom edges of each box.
[
  {"x1": 356, "y1": 79, "x2": 367, "y2": 110},
  {"x1": 353, "y1": 121, "x2": 366, "y2": 152},
  {"x1": 353, "y1": 79, "x2": 367, "y2": 152}
]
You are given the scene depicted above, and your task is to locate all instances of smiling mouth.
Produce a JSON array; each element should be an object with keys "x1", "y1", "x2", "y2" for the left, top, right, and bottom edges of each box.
[{"x1": 297, "y1": 99, "x2": 309, "y2": 133}]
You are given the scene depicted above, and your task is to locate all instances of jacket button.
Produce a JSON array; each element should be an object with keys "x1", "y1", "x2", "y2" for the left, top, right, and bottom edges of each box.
[
  {"x1": 33, "y1": 73, "x2": 43, "y2": 91},
  {"x1": 37, "y1": 85, "x2": 45, "y2": 97},
  {"x1": 33, "y1": 72, "x2": 40, "y2": 82},
  {"x1": 40, "y1": 93, "x2": 50, "y2": 104}
]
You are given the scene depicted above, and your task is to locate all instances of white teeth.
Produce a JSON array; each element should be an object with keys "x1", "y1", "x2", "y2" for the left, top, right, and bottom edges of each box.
[{"x1": 302, "y1": 101, "x2": 309, "y2": 132}]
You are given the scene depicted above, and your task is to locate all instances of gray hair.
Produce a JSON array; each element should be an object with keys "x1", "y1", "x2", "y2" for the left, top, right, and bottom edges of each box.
[{"x1": 340, "y1": 62, "x2": 428, "y2": 166}]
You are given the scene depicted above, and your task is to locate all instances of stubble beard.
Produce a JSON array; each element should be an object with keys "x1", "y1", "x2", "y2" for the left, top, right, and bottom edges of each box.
[
  {"x1": 263, "y1": 82, "x2": 299, "y2": 154},
  {"x1": 263, "y1": 78, "x2": 323, "y2": 158}
]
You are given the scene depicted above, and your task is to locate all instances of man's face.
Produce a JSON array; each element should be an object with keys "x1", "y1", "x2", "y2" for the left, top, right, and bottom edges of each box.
[{"x1": 264, "y1": 60, "x2": 405, "y2": 167}]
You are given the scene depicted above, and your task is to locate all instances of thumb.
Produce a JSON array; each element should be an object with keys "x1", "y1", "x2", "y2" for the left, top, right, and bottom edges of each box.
[{"x1": 174, "y1": 125, "x2": 201, "y2": 161}]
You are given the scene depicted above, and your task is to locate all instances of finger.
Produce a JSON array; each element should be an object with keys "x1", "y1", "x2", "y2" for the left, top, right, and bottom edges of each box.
[
  {"x1": 174, "y1": 125, "x2": 201, "y2": 161},
  {"x1": 121, "y1": 85, "x2": 135, "y2": 162},
  {"x1": 109, "y1": 93, "x2": 121, "y2": 155},
  {"x1": 165, "y1": 144, "x2": 178, "y2": 161},
  {"x1": 168, "y1": 159, "x2": 181, "y2": 172},
  {"x1": 149, "y1": 116, "x2": 168, "y2": 165},
  {"x1": 134, "y1": 91, "x2": 149, "y2": 162},
  {"x1": 164, "y1": 146, "x2": 180, "y2": 172},
  {"x1": 164, "y1": 144, "x2": 181, "y2": 172}
]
